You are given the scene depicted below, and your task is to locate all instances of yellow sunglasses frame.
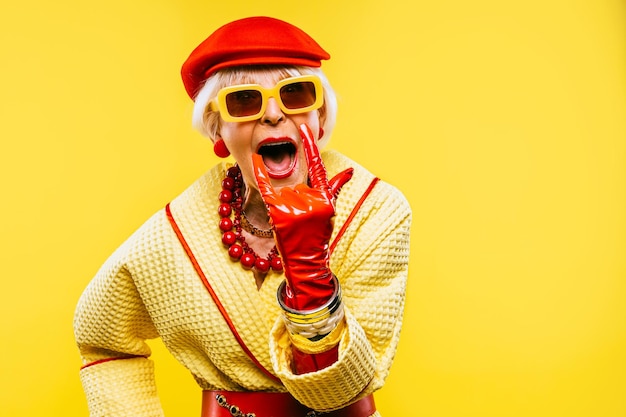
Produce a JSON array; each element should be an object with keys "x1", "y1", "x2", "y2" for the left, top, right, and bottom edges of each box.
[{"x1": 208, "y1": 75, "x2": 324, "y2": 123}]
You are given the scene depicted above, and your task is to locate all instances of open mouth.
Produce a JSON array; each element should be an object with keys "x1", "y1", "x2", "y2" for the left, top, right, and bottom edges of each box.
[{"x1": 257, "y1": 140, "x2": 297, "y2": 179}]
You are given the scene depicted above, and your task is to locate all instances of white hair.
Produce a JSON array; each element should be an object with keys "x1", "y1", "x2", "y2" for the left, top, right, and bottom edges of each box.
[{"x1": 191, "y1": 66, "x2": 337, "y2": 149}]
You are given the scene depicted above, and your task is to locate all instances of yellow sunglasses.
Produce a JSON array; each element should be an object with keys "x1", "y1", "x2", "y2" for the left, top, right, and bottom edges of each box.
[{"x1": 209, "y1": 75, "x2": 324, "y2": 123}]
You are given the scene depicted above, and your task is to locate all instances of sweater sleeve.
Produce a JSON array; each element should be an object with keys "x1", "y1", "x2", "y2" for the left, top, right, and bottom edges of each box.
[
  {"x1": 74, "y1": 238, "x2": 163, "y2": 417},
  {"x1": 268, "y1": 180, "x2": 412, "y2": 412}
]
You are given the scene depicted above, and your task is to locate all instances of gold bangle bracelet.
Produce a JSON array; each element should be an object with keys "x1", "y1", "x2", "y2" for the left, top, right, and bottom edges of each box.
[
  {"x1": 276, "y1": 275, "x2": 341, "y2": 322},
  {"x1": 283, "y1": 304, "x2": 345, "y2": 339},
  {"x1": 277, "y1": 275, "x2": 345, "y2": 339}
]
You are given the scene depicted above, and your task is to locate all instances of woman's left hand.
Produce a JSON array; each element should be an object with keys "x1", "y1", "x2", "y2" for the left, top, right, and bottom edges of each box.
[{"x1": 252, "y1": 124, "x2": 353, "y2": 311}]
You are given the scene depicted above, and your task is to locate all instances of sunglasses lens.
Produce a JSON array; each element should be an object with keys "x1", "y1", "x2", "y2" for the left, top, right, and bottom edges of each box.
[
  {"x1": 225, "y1": 90, "x2": 263, "y2": 117},
  {"x1": 279, "y1": 81, "x2": 317, "y2": 110}
]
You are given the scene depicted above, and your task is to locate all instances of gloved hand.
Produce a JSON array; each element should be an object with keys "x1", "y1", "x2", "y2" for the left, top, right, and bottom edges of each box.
[{"x1": 252, "y1": 123, "x2": 353, "y2": 311}]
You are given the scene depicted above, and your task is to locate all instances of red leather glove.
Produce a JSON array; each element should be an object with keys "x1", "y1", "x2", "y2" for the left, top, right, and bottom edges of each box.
[{"x1": 252, "y1": 124, "x2": 353, "y2": 311}]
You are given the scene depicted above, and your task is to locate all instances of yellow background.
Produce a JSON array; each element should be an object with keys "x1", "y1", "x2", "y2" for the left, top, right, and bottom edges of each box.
[{"x1": 1, "y1": 1, "x2": 625, "y2": 416}]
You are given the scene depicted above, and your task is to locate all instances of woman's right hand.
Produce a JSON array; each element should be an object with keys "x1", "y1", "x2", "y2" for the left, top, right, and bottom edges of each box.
[{"x1": 252, "y1": 124, "x2": 353, "y2": 311}]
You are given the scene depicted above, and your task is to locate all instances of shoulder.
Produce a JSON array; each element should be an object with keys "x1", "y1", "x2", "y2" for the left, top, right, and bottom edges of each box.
[{"x1": 323, "y1": 151, "x2": 411, "y2": 274}]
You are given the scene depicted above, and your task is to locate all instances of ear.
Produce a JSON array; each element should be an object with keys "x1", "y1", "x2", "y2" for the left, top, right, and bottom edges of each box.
[{"x1": 211, "y1": 132, "x2": 223, "y2": 144}]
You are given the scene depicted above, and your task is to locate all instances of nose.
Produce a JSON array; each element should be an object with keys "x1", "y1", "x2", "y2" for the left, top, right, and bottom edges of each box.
[{"x1": 261, "y1": 97, "x2": 285, "y2": 125}]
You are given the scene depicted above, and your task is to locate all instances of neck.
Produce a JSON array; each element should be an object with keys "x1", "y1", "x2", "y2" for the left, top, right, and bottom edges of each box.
[{"x1": 242, "y1": 184, "x2": 271, "y2": 230}]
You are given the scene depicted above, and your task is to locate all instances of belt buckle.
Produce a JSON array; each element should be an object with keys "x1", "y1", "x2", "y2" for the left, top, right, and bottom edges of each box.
[{"x1": 215, "y1": 394, "x2": 256, "y2": 417}]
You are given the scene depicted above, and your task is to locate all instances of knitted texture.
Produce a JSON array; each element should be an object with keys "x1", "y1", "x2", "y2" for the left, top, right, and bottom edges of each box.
[
  {"x1": 79, "y1": 358, "x2": 164, "y2": 417},
  {"x1": 74, "y1": 150, "x2": 411, "y2": 417}
]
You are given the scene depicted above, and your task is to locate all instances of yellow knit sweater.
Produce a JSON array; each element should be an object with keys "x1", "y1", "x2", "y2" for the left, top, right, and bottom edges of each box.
[{"x1": 74, "y1": 150, "x2": 412, "y2": 417}]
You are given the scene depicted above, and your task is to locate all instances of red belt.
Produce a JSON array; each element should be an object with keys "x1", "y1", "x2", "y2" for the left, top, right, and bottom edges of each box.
[{"x1": 201, "y1": 390, "x2": 376, "y2": 417}]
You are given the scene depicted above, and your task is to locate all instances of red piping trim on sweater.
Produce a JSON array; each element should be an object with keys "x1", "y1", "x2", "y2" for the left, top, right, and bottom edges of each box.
[
  {"x1": 165, "y1": 203, "x2": 282, "y2": 385},
  {"x1": 80, "y1": 355, "x2": 147, "y2": 370},
  {"x1": 329, "y1": 177, "x2": 380, "y2": 255}
]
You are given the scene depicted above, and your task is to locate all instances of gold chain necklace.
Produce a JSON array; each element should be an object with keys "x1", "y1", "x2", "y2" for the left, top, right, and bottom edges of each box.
[{"x1": 240, "y1": 211, "x2": 273, "y2": 238}]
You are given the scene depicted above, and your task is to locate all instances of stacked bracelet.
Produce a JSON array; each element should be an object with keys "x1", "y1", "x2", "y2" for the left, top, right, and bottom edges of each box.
[{"x1": 276, "y1": 275, "x2": 344, "y2": 340}]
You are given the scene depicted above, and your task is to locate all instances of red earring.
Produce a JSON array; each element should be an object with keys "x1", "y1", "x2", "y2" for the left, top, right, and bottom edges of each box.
[
  {"x1": 318, "y1": 128, "x2": 325, "y2": 140},
  {"x1": 213, "y1": 140, "x2": 230, "y2": 158}
]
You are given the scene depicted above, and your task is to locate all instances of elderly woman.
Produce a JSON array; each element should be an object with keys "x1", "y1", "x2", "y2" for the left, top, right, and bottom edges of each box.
[{"x1": 74, "y1": 16, "x2": 411, "y2": 417}]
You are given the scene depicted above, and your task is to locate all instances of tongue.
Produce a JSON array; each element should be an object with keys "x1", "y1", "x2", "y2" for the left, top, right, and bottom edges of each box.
[{"x1": 262, "y1": 148, "x2": 292, "y2": 174}]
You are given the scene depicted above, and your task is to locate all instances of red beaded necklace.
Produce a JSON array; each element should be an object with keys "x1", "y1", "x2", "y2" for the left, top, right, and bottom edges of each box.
[{"x1": 218, "y1": 165, "x2": 284, "y2": 273}]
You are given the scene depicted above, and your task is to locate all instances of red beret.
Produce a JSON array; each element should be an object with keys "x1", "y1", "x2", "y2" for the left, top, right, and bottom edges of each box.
[{"x1": 181, "y1": 16, "x2": 330, "y2": 99}]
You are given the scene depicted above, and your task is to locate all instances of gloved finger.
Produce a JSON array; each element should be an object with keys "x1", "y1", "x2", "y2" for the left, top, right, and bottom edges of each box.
[
  {"x1": 299, "y1": 123, "x2": 330, "y2": 192},
  {"x1": 252, "y1": 154, "x2": 278, "y2": 204},
  {"x1": 328, "y1": 168, "x2": 354, "y2": 199}
]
